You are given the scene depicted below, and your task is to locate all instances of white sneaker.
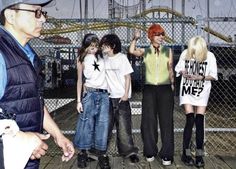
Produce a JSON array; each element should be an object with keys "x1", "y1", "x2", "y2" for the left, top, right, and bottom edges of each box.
[
  {"x1": 162, "y1": 158, "x2": 172, "y2": 166},
  {"x1": 146, "y1": 156, "x2": 155, "y2": 162}
]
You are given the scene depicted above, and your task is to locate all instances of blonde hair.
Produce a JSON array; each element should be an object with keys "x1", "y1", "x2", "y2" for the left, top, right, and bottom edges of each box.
[{"x1": 186, "y1": 36, "x2": 208, "y2": 62}]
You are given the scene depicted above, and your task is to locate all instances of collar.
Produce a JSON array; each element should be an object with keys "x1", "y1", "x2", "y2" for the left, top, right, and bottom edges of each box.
[{"x1": 151, "y1": 45, "x2": 162, "y2": 54}]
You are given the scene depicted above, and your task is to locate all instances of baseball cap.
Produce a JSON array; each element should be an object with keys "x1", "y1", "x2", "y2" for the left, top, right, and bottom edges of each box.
[{"x1": 0, "y1": 0, "x2": 53, "y2": 12}]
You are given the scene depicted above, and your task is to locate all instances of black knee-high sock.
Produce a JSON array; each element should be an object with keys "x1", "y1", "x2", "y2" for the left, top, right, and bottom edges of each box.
[
  {"x1": 183, "y1": 113, "x2": 195, "y2": 150},
  {"x1": 195, "y1": 114, "x2": 204, "y2": 150}
]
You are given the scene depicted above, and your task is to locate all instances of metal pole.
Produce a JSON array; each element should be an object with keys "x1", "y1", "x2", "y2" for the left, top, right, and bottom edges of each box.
[
  {"x1": 79, "y1": 0, "x2": 82, "y2": 19},
  {"x1": 85, "y1": 0, "x2": 88, "y2": 19},
  {"x1": 207, "y1": 0, "x2": 210, "y2": 43},
  {"x1": 93, "y1": 0, "x2": 94, "y2": 18},
  {"x1": 181, "y1": 0, "x2": 185, "y2": 46},
  {"x1": 171, "y1": 0, "x2": 174, "y2": 42},
  {"x1": 196, "y1": 15, "x2": 204, "y2": 36}
]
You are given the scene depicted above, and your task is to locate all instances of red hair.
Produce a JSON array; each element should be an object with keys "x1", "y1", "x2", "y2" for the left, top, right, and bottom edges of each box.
[{"x1": 147, "y1": 24, "x2": 165, "y2": 40}]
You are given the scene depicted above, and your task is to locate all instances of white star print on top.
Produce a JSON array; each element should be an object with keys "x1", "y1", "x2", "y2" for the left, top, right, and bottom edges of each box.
[{"x1": 83, "y1": 54, "x2": 107, "y2": 89}]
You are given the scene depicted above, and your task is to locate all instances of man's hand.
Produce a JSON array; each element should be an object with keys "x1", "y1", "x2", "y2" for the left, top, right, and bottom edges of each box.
[
  {"x1": 30, "y1": 133, "x2": 50, "y2": 160},
  {"x1": 54, "y1": 135, "x2": 75, "y2": 162}
]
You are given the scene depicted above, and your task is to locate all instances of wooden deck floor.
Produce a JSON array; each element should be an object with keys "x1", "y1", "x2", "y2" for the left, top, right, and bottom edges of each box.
[
  {"x1": 40, "y1": 153, "x2": 236, "y2": 169},
  {"x1": 41, "y1": 87, "x2": 236, "y2": 168}
]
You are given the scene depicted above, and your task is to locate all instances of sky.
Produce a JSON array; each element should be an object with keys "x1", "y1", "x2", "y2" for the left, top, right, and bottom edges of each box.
[{"x1": 45, "y1": 0, "x2": 236, "y2": 19}]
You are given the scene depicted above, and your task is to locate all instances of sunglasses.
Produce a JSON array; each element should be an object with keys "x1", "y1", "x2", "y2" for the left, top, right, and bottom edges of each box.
[
  {"x1": 10, "y1": 8, "x2": 48, "y2": 19},
  {"x1": 154, "y1": 32, "x2": 165, "y2": 36},
  {"x1": 84, "y1": 34, "x2": 99, "y2": 44}
]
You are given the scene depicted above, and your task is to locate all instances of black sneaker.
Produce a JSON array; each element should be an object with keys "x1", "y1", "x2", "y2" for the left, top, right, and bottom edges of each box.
[
  {"x1": 195, "y1": 156, "x2": 205, "y2": 168},
  {"x1": 77, "y1": 152, "x2": 88, "y2": 168},
  {"x1": 98, "y1": 155, "x2": 111, "y2": 169},
  {"x1": 181, "y1": 154, "x2": 194, "y2": 166},
  {"x1": 129, "y1": 154, "x2": 139, "y2": 163}
]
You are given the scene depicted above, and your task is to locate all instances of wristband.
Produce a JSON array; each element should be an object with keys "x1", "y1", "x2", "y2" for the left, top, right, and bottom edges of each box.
[
  {"x1": 133, "y1": 37, "x2": 139, "y2": 41},
  {"x1": 202, "y1": 75, "x2": 205, "y2": 80}
]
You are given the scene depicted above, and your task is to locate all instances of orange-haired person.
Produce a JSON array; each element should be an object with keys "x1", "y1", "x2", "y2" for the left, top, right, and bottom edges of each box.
[{"x1": 129, "y1": 24, "x2": 174, "y2": 166}]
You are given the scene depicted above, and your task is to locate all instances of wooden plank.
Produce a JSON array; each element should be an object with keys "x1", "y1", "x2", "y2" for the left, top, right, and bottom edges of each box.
[
  {"x1": 40, "y1": 155, "x2": 54, "y2": 166},
  {"x1": 123, "y1": 155, "x2": 150, "y2": 169},
  {"x1": 204, "y1": 155, "x2": 231, "y2": 169},
  {"x1": 87, "y1": 158, "x2": 99, "y2": 169},
  {"x1": 218, "y1": 155, "x2": 236, "y2": 169},
  {"x1": 173, "y1": 153, "x2": 193, "y2": 169},
  {"x1": 40, "y1": 154, "x2": 236, "y2": 169},
  {"x1": 136, "y1": 156, "x2": 151, "y2": 169},
  {"x1": 111, "y1": 156, "x2": 124, "y2": 169},
  {"x1": 41, "y1": 155, "x2": 66, "y2": 169},
  {"x1": 149, "y1": 157, "x2": 164, "y2": 169}
]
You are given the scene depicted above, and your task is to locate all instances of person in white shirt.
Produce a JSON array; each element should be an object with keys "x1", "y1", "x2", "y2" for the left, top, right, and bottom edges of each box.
[
  {"x1": 100, "y1": 34, "x2": 139, "y2": 164},
  {"x1": 74, "y1": 33, "x2": 110, "y2": 169},
  {"x1": 175, "y1": 36, "x2": 218, "y2": 168}
]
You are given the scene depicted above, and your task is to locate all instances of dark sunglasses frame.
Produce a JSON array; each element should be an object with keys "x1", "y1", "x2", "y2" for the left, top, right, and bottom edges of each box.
[
  {"x1": 84, "y1": 34, "x2": 99, "y2": 44},
  {"x1": 154, "y1": 32, "x2": 165, "y2": 36},
  {"x1": 10, "y1": 8, "x2": 47, "y2": 19}
]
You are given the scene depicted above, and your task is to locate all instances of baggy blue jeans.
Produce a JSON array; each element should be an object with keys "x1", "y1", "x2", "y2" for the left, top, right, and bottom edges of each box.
[{"x1": 74, "y1": 90, "x2": 110, "y2": 151}]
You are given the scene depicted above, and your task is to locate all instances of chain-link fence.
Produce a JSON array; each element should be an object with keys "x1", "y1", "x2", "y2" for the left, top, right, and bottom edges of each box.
[{"x1": 31, "y1": 17, "x2": 236, "y2": 155}]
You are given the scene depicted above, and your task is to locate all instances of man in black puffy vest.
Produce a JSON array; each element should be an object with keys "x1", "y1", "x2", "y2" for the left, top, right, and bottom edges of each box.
[{"x1": 0, "y1": 0, "x2": 75, "y2": 168}]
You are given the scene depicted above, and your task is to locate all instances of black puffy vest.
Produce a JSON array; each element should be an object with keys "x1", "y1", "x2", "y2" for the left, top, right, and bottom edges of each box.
[{"x1": 0, "y1": 28, "x2": 44, "y2": 133}]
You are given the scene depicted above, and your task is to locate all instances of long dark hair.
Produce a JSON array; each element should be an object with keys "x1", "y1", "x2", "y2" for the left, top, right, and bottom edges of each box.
[{"x1": 78, "y1": 33, "x2": 102, "y2": 62}]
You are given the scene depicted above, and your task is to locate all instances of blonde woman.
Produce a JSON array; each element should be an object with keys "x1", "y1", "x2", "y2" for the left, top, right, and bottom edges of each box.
[{"x1": 175, "y1": 36, "x2": 218, "y2": 168}]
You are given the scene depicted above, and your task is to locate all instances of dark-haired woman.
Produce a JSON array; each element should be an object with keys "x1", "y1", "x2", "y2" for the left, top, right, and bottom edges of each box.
[{"x1": 74, "y1": 34, "x2": 110, "y2": 169}]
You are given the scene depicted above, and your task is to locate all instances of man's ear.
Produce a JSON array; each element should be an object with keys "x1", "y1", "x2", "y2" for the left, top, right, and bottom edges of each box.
[{"x1": 4, "y1": 9, "x2": 15, "y2": 24}]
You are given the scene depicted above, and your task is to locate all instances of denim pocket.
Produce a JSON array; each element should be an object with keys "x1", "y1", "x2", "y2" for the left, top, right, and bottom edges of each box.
[
  {"x1": 118, "y1": 100, "x2": 130, "y2": 110},
  {"x1": 82, "y1": 91, "x2": 91, "y2": 103}
]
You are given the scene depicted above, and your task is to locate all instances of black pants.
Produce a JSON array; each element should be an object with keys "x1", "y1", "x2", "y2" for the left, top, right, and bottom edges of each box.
[
  {"x1": 141, "y1": 85, "x2": 174, "y2": 159},
  {"x1": 108, "y1": 98, "x2": 138, "y2": 157},
  {"x1": 0, "y1": 139, "x2": 4, "y2": 169}
]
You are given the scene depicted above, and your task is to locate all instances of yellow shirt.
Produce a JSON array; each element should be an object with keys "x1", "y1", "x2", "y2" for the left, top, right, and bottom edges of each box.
[{"x1": 143, "y1": 45, "x2": 171, "y2": 85}]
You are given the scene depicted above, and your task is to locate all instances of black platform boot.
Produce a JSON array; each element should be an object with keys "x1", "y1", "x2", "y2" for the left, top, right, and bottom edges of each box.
[
  {"x1": 181, "y1": 113, "x2": 195, "y2": 166},
  {"x1": 195, "y1": 149, "x2": 205, "y2": 168},
  {"x1": 98, "y1": 154, "x2": 111, "y2": 169},
  {"x1": 77, "y1": 150, "x2": 88, "y2": 168},
  {"x1": 181, "y1": 149, "x2": 194, "y2": 166},
  {"x1": 195, "y1": 114, "x2": 205, "y2": 168}
]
